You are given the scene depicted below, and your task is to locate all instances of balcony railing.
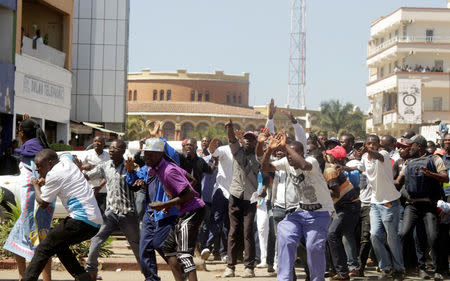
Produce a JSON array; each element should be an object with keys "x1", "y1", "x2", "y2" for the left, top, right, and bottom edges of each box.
[
  {"x1": 368, "y1": 36, "x2": 450, "y2": 56},
  {"x1": 21, "y1": 36, "x2": 66, "y2": 68}
]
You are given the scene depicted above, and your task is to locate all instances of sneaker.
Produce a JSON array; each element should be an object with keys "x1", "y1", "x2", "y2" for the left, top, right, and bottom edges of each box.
[
  {"x1": 221, "y1": 255, "x2": 228, "y2": 263},
  {"x1": 392, "y1": 270, "x2": 404, "y2": 281},
  {"x1": 256, "y1": 262, "x2": 268, "y2": 268},
  {"x1": 419, "y1": 269, "x2": 431, "y2": 279},
  {"x1": 434, "y1": 273, "x2": 444, "y2": 281},
  {"x1": 267, "y1": 265, "x2": 275, "y2": 273},
  {"x1": 222, "y1": 267, "x2": 235, "y2": 278},
  {"x1": 75, "y1": 272, "x2": 95, "y2": 281},
  {"x1": 200, "y1": 248, "x2": 211, "y2": 261},
  {"x1": 331, "y1": 273, "x2": 350, "y2": 280},
  {"x1": 241, "y1": 268, "x2": 255, "y2": 278},
  {"x1": 378, "y1": 269, "x2": 393, "y2": 280}
]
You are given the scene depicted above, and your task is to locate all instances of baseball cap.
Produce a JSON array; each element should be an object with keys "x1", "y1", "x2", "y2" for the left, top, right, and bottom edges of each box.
[
  {"x1": 396, "y1": 141, "x2": 410, "y2": 148},
  {"x1": 326, "y1": 145, "x2": 347, "y2": 161},
  {"x1": 353, "y1": 139, "x2": 365, "y2": 149},
  {"x1": 405, "y1": 135, "x2": 427, "y2": 147},
  {"x1": 243, "y1": 131, "x2": 257, "y2": 139},
  {"x1": 434, "y1": 148, "x2": 445, "y2": 156},
  {"x1": 142, "y1": 138, "x2": 164, "y2": 152}
]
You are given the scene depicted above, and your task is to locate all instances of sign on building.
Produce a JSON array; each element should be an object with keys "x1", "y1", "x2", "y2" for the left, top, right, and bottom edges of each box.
[{"x1": 398, "y1": 79, "x2": 421, "y2": 124}]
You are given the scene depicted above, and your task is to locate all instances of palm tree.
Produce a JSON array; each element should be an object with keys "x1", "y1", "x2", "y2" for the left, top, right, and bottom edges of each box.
[
  {"x1": 313, "y1": 100, "x2": 365, "y2": 138},
  {"x1": 193, "y1": 126, "x2": 228, "y2": 144},
  {"x1": 125, "y1": 116, "x2": 147, "y2": 140}
]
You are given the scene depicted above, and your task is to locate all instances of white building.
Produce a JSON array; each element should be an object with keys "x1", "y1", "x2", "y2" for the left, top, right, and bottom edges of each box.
[
  {"x1": 71, "y1": 0, "x2": 129, "y2": 141},
  {"x1": 13, "y1": 0, "x2": 74, "y2": 144},
  {"x1": 366, "y1": 3, "x2": 450, "y2": 140}
]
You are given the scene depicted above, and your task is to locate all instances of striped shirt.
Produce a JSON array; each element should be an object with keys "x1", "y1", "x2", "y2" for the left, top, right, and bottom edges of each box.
[{"x1": 86, "y1": 160, "x2": 139, "y2": 215}]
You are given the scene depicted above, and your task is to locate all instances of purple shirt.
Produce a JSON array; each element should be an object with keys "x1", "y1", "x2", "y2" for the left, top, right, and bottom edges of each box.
[{"x1": 150, "y1": 158, "x2": 204, "y2": 216}]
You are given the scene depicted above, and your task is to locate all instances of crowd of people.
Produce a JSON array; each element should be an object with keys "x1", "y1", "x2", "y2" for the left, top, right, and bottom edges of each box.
[
  {"x1": 2, "y1": 103, "x2": 450, "y2": 281},
  {"x1": 395, "y1": 64, "x2": 444, "y2": 73}
]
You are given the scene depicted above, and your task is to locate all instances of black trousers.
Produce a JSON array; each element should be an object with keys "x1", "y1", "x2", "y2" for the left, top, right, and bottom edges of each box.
[
  {"x1": 399, "y1": 202, "x2": 440, "y2": 272},
  {"x1": 358, "y1": 205, "x2": 374, "y2": 271},
  {"x1": 22, "y1": 217, "x2": 99, "y2": 281},
  {"x1": 227, "y1": 195, "x2": 256, "y2": 270}
]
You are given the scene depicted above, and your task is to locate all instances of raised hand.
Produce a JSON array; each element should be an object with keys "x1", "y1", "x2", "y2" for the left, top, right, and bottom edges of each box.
[
  {"x1": 225, "y1": 119, "x2": 233, "y2": 129},
  {"x1": 257, "y1": 128, "x2": 270, "y2": 143},
  {"x1": 148, "y1": 121, "x2": 161, "y2": 137},
  {"x1": 234, "y1": 129, "x2": 244, "y2": 141},
  {"x1": 125, "y1": 157, "x2": 136, "y2": 173},
  {"x1": 268, "y1": 98, "x2": 277, "y2": 119},
  {"x1": 278, "y1": 129, "x2": 287, "y2": 148},
  {"x1": 133, "y1": 179, "x2": 145, "y2": 187},
  {"x1": 280, "y1": 110, "x2": 297, "y2": 124},
  {"x1": 209, "y1": 137, "x2": 220, "y2": 154},
  {"x1": 268, "y1": 135, "x2": 281, "y2": 150},
  {"x1": 22, "y1": 113, "x2": 31, "y2": 120}
]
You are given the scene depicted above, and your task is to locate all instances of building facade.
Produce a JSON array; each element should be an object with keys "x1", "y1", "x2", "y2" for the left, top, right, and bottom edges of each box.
[
  {"x1": 71, "y1": 0, "x2": 129, "y2": 137},
  {"x1": 127, "y1": 69, "x2": 315, "y2": 141},
  {"x1": 0, "y1": 0, "x2": 16, "y2": 153},
  {"x1": 13, "y1": 0, "x2": 73, "y2": 144},
  {"x1": 366, "y1": 5, "x2": 450, "y2": 140}
]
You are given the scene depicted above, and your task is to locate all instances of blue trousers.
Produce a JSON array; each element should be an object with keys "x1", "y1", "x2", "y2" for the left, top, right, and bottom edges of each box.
[
  {"x1": 139, "y1": 211, "x2": 177, "y2": 281},
  {"x1": 204, "y1": 189, "x2": 229, "y2": 257}
]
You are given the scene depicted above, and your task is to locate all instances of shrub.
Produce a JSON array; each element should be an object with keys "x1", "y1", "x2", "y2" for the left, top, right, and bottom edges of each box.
[{"x1": 50, "y1": 143, "x2": 74, "y2": 152}]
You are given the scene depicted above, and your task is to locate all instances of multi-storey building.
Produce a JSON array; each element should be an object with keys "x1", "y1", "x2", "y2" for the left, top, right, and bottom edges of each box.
[
  {"x1": 366, "y1": 3, "x2": 450, "y2": 139},
  {"x1": 127, "y1": 69, "x2": 315, "y2": 141},
  {"x1": 71, "y1": 0, "x2": 129, "y2": 143},
  {"x1": 0, "y1": 0, "x2": 16, "y2": 152},
  {"x1": 13, "y1": 0, "x2": 74, "y2": 144}
]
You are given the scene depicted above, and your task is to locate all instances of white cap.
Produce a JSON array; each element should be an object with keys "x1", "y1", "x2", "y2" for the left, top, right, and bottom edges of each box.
[{"x1": 142, "y1": 138, "x2": 164, "y2": 152}]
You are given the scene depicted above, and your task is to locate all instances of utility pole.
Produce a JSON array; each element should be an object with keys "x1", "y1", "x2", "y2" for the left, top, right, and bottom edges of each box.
[{"x1": 288, "y1": 0, "x2": 306, "y2": 109}]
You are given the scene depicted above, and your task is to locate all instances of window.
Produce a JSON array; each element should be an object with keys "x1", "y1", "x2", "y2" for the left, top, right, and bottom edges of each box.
[
  {"x1": 238, "y1": 94, "x2": 242, "y2": 104},
  {"x1": 433, "y1": 97, "x2": 442, "y2": 111},
  {"x1": 191, "y1": 90, "x2": 195, "y2": 101},
  {"x1": 162, "y1": 122, "x2": 175, "y2": 141},
  {"x1": 435, "y1": 60, "x2": 443, "y2": 72},
  {"x1": 198, "y1": 91, "x2": 202, "y2": 101},
  {"x1": 205, "y1": 91, "x2": 210, "y2": 102},
  {"x1": 426, "y1": 29, "x2": 434, "y2": 42},
  {"x1": 133, "y1": 90, "x2": 137, "y2": 100},
  {"x1": 226, "y1": 93, "x2": 230, "y2": 103},
  {"x1": 181, "y1": 123, "x2": 194, "y2": 139},
  {"x1": 153, "y1": 90, "x2": 157, "y2": 100},
  {"x1": 160, "y1": 90, "x2": 164, "y2": 101},
  {"x1": 402, "y1": 25, "x2": 407, "y2": 40},
  {"x1": 388, "y1": 63, "x2": 392, "y2": 74},
  {"x1": 232, "y1": 93, "x2": 236, "y2": 103},
  {"x1": 167, "y1": 90, "x2": 171, "y2": 100},
  {"x1": 128, "y1": 90, "x2": 132, "y2": 101},
  {"x1": 380, "y1": 67, "x2": 384, "y2": 77}
]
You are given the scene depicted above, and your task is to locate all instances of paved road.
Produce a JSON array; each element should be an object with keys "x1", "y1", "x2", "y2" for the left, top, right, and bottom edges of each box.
[{"x1": 0, "y1": 264, "x2": 434, "y2": 281}]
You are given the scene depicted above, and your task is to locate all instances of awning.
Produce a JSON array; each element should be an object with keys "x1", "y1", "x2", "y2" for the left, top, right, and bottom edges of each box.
[
  {"x1": 70, "y1": 122, "x2": 92, "y2": 134},
  {"x1": 82, "y1": 122, "x2": 125, "y2": 136}
]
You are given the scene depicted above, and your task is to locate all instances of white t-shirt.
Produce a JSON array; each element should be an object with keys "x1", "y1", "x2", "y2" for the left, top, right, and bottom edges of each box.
[
  {"x1": 212, "y1": 145, "x2": 233, "y2": 199},
  {"x1": 40, "y1": 157, "x2": 103, "y2": 227},
  {"x1": 360, "y1": 150, "x2": 400, "y2": 204},
  {"x1": 274, "y1": 170, "x2": 287, "y2": 208},
  {"x1": 271, "y1": 156, "x2": 334, "y2": 214},
  {"x1": 347, "y1": 159, "x2": 372, "y2": 204},
  {"x1": 82, "y1": 149, "x2": 110, "y2": 193}
]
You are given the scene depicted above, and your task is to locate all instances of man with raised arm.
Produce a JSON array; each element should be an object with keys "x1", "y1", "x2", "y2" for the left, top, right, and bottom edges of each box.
[{"x1": 260, "y1": 131, "x2": 334, "y2": 281}]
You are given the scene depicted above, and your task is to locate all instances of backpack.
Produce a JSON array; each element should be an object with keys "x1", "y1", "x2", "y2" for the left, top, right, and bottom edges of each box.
[{"x1": 404, "y1": 155, "x2": 439, "y2": 199}]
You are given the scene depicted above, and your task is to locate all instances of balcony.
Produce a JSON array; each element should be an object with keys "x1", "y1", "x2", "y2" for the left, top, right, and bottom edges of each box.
[
  {"x1": 21, "y1": 36, "x2": 66, "y2": 68},
  {"x1": 368, "y1": 36, "x2": 450, "y2": 57}
]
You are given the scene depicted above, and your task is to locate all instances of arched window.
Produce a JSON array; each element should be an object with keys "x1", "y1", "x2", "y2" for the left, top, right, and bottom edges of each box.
[
  {"x1": 245, "y1": 125, "x2": 255, "y2": 132},
  {"x1": 233, "y1": 124, "x2": 240, "y2": 131},
  {"x1": 160, "y1": 90, "x2": 164, "y2": 101},
  {"x1": 181, "y1": 122, "x2": 194, "y2": 140},
  {"x1": 232, "y1": 93, "x2": 236, "y2": 104},
  {"x1": 197, "y1": 122, "x2": 208, "y2": 133},
  {"x1": 133, "y1": 90, "x2": 137, "y2": 100},
  {"x1": 238, "y1": 94, "x2": 242, "y2": 104},
  {"x1": 153, "y1": 90, "x2": 157, "y2": 100},
  {"x1": 167, "y1": 90, "x2": 171, "y2": 100},
  {"x1": 216, "y1": 123, "x2": 225, "y2": 131},
  {"x1": 162, "y1": 122, "x2": 175, "y2": 141},
  {"x1": 128, "y1": 90, "x2": 132, "y2": 101},
  {"x1": 198, "y1": 91, "x2": 202, "y2": 101},
  {"x1": 205, "y1": 91, "x2": 210, "y2": 102},
  {"x1": 226, "y1": 93, "x2": 230, "y2": 104}
]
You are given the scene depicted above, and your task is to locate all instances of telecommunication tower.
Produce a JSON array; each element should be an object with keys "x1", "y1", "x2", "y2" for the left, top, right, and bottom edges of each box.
[{"x1": 288, "y1": 0, "x2": 306, "y2": 109}]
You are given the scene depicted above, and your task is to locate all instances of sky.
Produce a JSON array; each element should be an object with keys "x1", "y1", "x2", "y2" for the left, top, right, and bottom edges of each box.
[{"x1": 128, "y1": 0, "x2": 446, "y2": 111}]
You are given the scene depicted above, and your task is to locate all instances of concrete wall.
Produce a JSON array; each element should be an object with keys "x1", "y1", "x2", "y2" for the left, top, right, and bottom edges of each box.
[{"x1": 0, "y1": 7, "x2": 14, "y2": 64}]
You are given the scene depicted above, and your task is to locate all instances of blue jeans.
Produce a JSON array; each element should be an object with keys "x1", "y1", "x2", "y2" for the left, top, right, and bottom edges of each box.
[
  {"x1": 370, "y1": 200, "x2": 404, "y2": 271},
  {"x1": 277, "y1": 211, "x2": 331, "y2": 281}
]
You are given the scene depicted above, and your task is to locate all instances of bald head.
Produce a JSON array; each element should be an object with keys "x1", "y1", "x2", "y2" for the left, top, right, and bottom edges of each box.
[{"x1": 35, "y1": 149, "x2": 59, "y2": 178}]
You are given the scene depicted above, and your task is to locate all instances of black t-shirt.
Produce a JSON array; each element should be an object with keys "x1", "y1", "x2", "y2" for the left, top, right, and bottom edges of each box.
[{"x1": 179, "y1": 153, "x2": 213, "y2": 196}]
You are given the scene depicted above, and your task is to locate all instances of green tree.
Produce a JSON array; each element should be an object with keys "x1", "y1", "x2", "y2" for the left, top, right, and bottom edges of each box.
[
  {"x1": 125, "y1": 116, "x2": 147, "y2": 140},
  {"x1": 193, "y1": 126, "x2": 228, "y2": 144},
  {"x1": 312, "y1": 100, "x2": 366, "y2": 138}
]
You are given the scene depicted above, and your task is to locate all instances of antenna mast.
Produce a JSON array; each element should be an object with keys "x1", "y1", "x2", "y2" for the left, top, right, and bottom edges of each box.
[{"x1": 288, "y1": 0, "x2": 306, "y2": 109}]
